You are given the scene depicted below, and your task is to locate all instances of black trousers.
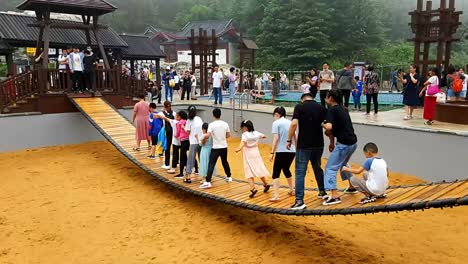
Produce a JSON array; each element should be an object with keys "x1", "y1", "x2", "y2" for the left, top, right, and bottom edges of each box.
[
  {"x1": 366, "y1": 93, "x2": 379, "y2": 114},
  {"x1": 164, "y1": 130, "x2": 173, "y2": 166},
  {"x1": 83, "y1": 70, "x2": 95, "y2": 91},
  {"x1": 179, "y1": 140, "x2": 190, "y2": 176},
  {"x1": 340, "y1": 89, "x2": 351, "y2": 108},
  {"x1": 206, "y1": 148, "x2": 231, "y2": 182},
  {"x1": 272, "y1": 152, "x2": 295, "y2": 179},
  {"x1": 71, "y1": 71, "x2": 84, "y2": 91},
  {"x1": 320, "y1": 90, "x2": 328, "y2": 108},
  {"x1": 58, "y1": 71, "x2": 69, "y2": 90},
  {"x1": 181, "y1": 87, "x2": 191, "y2": 100},
  {"x1": 171, "y1": 144, "x2": 180, "y2": 169}
]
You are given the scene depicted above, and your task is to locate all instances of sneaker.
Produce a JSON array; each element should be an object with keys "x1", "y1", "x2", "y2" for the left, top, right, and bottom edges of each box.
[
  {"x1": 317, "y1": 191, "x2": 329, "y2": 199},
  {"x1": 199, "y1": 182, "x2": 212, "y2": 189},
  {"x1": 161, "y1": 165, "x2": 171, "y2": 170},
  {"x1": 322, "y1": 197, "x2": 342, "y2": 206},
  {"x1": 290, "y1": 200, "x2": 307, "y2": 210},
  {"x1": 168, "y1": 169, "x2": 176, "y2": 174},
  {"x1": 375, "y1": 193, "x2": 387, "y2": 199},
  {"x1": 174, "y1": 174, "x2": 184, "y2": 179},
  {"x1": 147, "y1": 155, "x2": 156, "y2": 159},
  {"x1": 344, "y1": 187, "x2": 358, "y2": 194},
  {"x1": 359, "y1": 196, "x2": 376, "y2": 204},
  {"x1": 403, "y1": 115, "x2": 410, "y2": 120},
  {"x1": 225, "y1": 177, "x2": 233, "y2": 182}
]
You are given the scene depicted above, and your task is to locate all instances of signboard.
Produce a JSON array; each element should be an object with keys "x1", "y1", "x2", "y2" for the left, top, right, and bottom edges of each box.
[{"x1": 26, "y1": 47, "x2": 36, "y2": 56}]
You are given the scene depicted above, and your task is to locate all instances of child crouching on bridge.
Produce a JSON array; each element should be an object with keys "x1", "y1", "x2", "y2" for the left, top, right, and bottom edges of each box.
[{"x1": 342, "y1": 142, "x2": 389, "y2": 204}]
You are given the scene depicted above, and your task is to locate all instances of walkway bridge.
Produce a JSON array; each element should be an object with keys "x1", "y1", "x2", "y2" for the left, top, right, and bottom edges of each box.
[{"x1": 70, "y1": 97, "x2": 468, "y2": 216}]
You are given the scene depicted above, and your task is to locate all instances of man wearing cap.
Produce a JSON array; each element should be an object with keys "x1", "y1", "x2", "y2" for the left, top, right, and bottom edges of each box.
[{"x1": 162, "y1": 66, "x2": 174, "y2": 102}]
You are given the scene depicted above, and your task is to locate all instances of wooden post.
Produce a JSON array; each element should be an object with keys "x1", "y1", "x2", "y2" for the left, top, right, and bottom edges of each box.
[
  {"x1": 82, "y1": 15, "x2": 92, "y2": 47},
  {"x1": 156, "y1": 58, "x2": 161, "y2": 91},
  {"x1": 204, "y1": 30, "x2": 209, "y2": 96},
  {"x1": 42, "y1": 11, "x2": 51, "y2": 69},
  {"x1": 6, "y1": 53, "x2": 14, "y2": 75},
  {"x1": 199, "y1": 28, "x2": 205, "y2": 95},
  {"x1": 93, "y1": 15, "x2": 110, "y2": 69},
  {"x1": 190, "y1": 29, "x2": 196, "y2": 76}
]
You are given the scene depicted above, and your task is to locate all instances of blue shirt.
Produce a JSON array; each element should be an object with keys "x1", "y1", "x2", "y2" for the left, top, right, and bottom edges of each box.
[
  {"x1": 353, "y1": 81, "x2": 363, "y2": 97},
  {"x1": 149, "y1": 111, "x2": 163, "y2": 137},
  {"x1": 162, "y1": 72, "x2": 174, "y2": 86},
  {"x1": 272, "y1": 117, "x2": 295, "y2": 153}
]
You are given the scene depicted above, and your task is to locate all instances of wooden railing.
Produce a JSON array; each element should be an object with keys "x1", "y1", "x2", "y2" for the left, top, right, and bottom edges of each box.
[
  {"x1": 0, "y1": 71, "x2": 37, "y2": 113},
  {"x1": 0, "y1": 68, "x2": 148, "y2": 113}
]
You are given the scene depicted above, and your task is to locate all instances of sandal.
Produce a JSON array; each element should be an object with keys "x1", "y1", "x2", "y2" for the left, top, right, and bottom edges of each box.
[
  {"x1": 269, "y1": 197, "x2": 281, "y2": 202},
  {"x1": 263, "y1": 185, "x2": 270, "y2": 193},
  {"x1": 133, "y1": 147, "x2": 140, "y2": 151},
  {"x1": 249, "y1": 189, "x2": 258, "y2": 198},
  {"x1": 183, "y1": 178, "x2": 192, "y2": 184}
]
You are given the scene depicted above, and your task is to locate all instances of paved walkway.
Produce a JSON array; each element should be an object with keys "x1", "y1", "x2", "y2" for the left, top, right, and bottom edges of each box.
[{"x1": 174, "y1": 97, "x2": 468, "y2": 136}]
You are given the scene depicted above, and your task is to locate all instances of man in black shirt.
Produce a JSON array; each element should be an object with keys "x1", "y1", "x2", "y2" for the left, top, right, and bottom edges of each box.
[
  {"x1": 322, "y1": 89, "x2": 359, "y2": 206},
  {"x1": 287, "y1": 93, "x2": 332, "y2": 210},
  {"x1": 83, "y1": 50, "x2": 97, "y2": 92}
]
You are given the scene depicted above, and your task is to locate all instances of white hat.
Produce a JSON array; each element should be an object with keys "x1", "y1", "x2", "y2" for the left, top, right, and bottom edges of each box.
[{"x1": 166, "y1": 66, "x2": 171, "y2": 70}]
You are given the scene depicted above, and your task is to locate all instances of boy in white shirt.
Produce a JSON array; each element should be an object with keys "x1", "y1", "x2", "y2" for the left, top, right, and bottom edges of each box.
[
  {"x1": 200, "y1": 108, "x2": 232, "y2": 189},
  {"x1": 342, "y1": 142, "x2": 388, "y2": 204}
]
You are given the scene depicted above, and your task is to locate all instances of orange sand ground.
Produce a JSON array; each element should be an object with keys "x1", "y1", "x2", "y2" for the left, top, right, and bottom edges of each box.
[{"x1": 1, "y1": 140, "x2": 467, "y2": 264}]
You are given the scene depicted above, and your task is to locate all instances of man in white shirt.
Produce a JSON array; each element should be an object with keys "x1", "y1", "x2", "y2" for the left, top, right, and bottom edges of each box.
[
  {"x1": 200, "y1": 108, "x2": 232, "y2": 189},
  {"x1": 319, "y1": 63, "x2": 335, "y2": 107},
  {"x1": 212, "y1": 65, "x2": 224, "y2": 105},
  {"x1": 69, "y1": 46, "x2": 84, "y2": 93},
  {"x1": 262, "y1": 72, "x2": 270, "y2": 91},
  {"x1": 57, "y1": 48, "x2": 70, "y2": 89}
]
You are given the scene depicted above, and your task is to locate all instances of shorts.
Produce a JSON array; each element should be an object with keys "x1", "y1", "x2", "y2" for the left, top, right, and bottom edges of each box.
[
  {"x1": 151, "y1": 135, "x2": 159, "y2": 146},
  {"x1": 272, "y1": 152, "x2": 295, "y2": 179},
  {"x1": 448, "y1": 88, "x2": 466, "y2": 97}
]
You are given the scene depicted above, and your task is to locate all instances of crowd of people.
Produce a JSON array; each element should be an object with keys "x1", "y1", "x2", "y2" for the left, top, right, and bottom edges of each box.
[{"x1": 131, "y1": 87, "x2": 390, "y2": 210}]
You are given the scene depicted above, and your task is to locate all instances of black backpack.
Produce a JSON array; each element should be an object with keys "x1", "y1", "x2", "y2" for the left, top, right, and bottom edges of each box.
[{"x1": 223, "y1": 78, "x2": 230, "y2": 90}]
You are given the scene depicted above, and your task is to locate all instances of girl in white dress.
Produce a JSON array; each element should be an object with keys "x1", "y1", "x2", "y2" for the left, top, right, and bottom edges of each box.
[{"x1": 235, "y1": 120, "x2": 270, "y2": 198}]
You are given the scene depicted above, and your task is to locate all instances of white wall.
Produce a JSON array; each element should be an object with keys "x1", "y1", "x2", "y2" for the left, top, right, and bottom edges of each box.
[{"x1": 176, "y1": 49, "x2": 227, "y2": 65}]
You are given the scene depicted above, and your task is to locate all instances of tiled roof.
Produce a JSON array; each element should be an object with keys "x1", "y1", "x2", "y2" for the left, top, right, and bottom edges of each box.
[
  {"x1": 120, "y1": 34, "x2": 165, "y2": 59},
  {"x1": 178, "y1": 20, "x2": 234, "y2": 37},
  {"x1": 0, "y1": 12, "x2": 127, "y2": 48},
  {"x1": 17, "y1": 0, "x2": 117, "y2": 15},
  {"x1": 242, "y1": 39, "x2": 258, "y2": 50}
]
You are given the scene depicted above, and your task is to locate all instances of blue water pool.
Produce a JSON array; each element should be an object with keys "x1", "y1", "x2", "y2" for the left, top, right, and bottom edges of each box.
[{"x1": 264, "y1": 91, "x2": 404, "y2": 105}]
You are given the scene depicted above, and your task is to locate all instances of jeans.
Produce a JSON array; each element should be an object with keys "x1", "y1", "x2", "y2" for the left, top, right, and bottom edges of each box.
[
  {"x1": 324, "y1": 143, "x2": 357, "y2": 190},
  {"x1": 320, "y1": 90, "x2": 328, "y2": 108},
  {"x1": 206, "y1": 148, "x2": 231, "y2": 182},
  {"x1": 366, "y1": 93, "x2": 379, "y2": 114},
  {"x1": 186, "y1": 144, "x2": 198, "y2": 174},
  {"x1": 294, "y1": 148, "x2": 325, "y2": 201},
  {"x1": 165, "y1": 84, "x2": 173, "y2": 102},
  {"x1": 213, "y1": 87, "x2": 222, "y2": 104},
  {"x1": 340, "y1": 89, "x2": 351, "y2": 108},
  {"x1": 181, "y1": 86, "x2": 191, "y2": 100},
  {"x1": 263, "y1": 80, "x2": 269, "y2": 91}
]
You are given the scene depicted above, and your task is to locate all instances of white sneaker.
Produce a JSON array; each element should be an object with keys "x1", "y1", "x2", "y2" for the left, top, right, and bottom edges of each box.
[
  {"x1": 225, "y1": 177, "x2": 233, "y2": 182},
  {"x1": 161, "y1": 165, "x2": 170, "y2": 169},
  {"x1": 199, "y1": 182, "x2": 212, "y2": 189}
]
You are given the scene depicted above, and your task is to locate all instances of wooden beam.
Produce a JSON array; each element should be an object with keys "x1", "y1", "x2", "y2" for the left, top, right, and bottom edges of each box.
[
  {"x1": 5, "y1": 53, "x2": 15, "y2": 75},
  {"x1": 93, "y1": 15, "x2": 110, "y2": 69},
  {"x1": 28, "y1": 22, "x2": 108, "y2": 30},
  {"x1": 42, "y1": 11, "x2": 51, "y2": 69}
]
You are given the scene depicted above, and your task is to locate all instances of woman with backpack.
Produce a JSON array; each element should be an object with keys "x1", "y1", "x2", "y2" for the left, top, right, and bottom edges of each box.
[
  {"x1": 400, "y1": 64, "x2": 421, "y2": 120},
  {"x1": 363, "y1": 65, "x2": 380, "y2": 116},
  {"x1": 446, "y1": 65, "x2": 466, "y2": 101}
]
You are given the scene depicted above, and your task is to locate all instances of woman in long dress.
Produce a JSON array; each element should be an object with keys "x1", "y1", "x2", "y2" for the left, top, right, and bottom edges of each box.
[
  {"x1": 401, "y1": 64, "x2": 421, "y2": 120},
  {"x1": 235, "y1": 120, "x2": 270, "y2": 198},
  {"x1": 419, "y1": 67, "x2": 440, "y2": 126},
  {"x1": 132, "y1": 94, "x2": 150, "y2": 150}
]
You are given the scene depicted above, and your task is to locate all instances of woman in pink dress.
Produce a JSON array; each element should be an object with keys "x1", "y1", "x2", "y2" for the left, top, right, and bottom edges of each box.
[
  {"x1": 235, "y1": 120, "x2": 270, "y2": 198},
  {"x1": 132, "y1": 95, "x2": 150, "y2": 150}
]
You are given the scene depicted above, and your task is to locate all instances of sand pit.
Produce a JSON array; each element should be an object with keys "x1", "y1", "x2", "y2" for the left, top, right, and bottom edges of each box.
[{"x1": 0, "y1": 140, "x2": 467, "y2": 264}]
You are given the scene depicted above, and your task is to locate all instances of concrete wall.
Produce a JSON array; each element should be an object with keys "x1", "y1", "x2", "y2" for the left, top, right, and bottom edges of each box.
[{"x1": 2, "y1": 107, "x2": 466, "y2": 183}]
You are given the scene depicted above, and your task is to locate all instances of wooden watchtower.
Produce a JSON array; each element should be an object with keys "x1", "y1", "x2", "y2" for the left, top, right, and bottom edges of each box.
[
  {"x1": 188, "y1": 29, "x2": 218, "y2": 95},
  {"x1": 410, "y1": 0, "x2": 462, "y2": 76},
  {"x1": 17, "y1": 0, "x2": 117, "y2": 70}
]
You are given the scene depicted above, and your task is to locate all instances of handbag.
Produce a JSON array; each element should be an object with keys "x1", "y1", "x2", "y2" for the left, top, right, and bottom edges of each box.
[{"x1": 427, "y1": 83, "x2": 439, "y2": 96}]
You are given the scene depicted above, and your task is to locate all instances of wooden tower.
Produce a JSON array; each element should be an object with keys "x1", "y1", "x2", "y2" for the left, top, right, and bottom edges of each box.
[
  {"x1": 188, "y1": 29, "x2": 218, "y2": 95},
  {"x1": 410, "y1": 0, "x2": 462, "y2": 76}
]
